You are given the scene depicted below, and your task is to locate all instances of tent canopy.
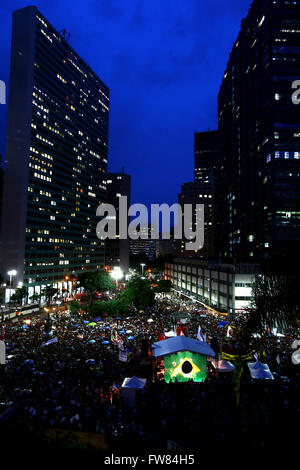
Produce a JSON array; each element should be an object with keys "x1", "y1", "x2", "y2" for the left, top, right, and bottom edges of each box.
[
  {"x1": 152, "y1": 336, "x2": 215, "y2": 358},
  {"x1": 121, "y1": 376, "x2": 147, "y2": 389}
]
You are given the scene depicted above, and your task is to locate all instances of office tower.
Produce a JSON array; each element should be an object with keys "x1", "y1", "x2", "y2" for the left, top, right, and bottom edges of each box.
[
  {"x1": 156, "y1": 227, "x2": 178, "y2": 258},
  {"x1": 129, "y1": 225, "x2": 157, "y2": 261},
  {"x1": 0, "y1": 6, "x2": 109, "y2": 297},
  {"x1": 178, "y1": 181, "x2": 214, "y2": 259},
  {"x1": 194, "y1": 130, "x2": 223, "y2": 184},
  {"x1": 218, "y1": 0, "x2": 300, "y2": 265},
  {"x1": 194, "y1": 130, "x2": 223, "y2": 259},
  {"x1": 105, "y1": 171, "x2": 131, "y2": 273}
]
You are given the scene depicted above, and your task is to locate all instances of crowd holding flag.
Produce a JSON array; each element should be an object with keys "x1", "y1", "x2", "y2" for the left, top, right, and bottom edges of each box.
[
  {"x1": 226, "y1": 325, "x2": 234, "y2": 338},
  {"x1": 111, "y1": 331, "x2": 124, "y2": 349},
  {"x1": 176, "y1": 322, "x2": 188, "y2": 337}
]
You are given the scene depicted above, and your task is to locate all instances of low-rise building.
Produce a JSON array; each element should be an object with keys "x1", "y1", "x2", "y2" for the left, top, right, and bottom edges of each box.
[{"x1": 165, "y1": 258, "x2": 261, "y2": 316}]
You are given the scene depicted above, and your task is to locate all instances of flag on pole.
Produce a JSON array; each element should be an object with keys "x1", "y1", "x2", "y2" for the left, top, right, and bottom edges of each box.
[
  {"x1": 197, "y1": 325, "x2": 204, "y2": 341},
  {"x1": 158, "y1": 332, "x2": 166, "y2": 341},
  {"x1": 226, "y1": 326, "x2": 233, "y2": 338},
  {"x1": 111, "y1": 332, "x2": 118, "y2": 345}
]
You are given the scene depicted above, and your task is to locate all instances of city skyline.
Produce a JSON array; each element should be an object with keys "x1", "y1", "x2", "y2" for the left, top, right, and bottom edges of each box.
[
  {"x1": 0, "y1": 1, "x2": 298, "y2": 457},
  {"x1": 0, "y1": 0, "x2": 253, "y2": 208}
]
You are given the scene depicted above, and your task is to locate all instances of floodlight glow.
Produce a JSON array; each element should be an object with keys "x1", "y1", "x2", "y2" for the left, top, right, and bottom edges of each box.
[
  {"x1": 7, "y1": 270, "x2": 17, "y2": 276},
  {"x1": 111, "y1": 267, "x2": 123, "y2": 281},
  {"x1": 111, "y1": 267, "x2": 123, "y2": 288}
]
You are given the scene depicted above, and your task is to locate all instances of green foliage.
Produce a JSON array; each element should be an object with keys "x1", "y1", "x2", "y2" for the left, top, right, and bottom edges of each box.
[
  {"x1": 119, "y1": 276, "x2": 155, "y2": 310},
  {"x1": 30, "y1": 293, "x2": 40, "y2": 303},
  {"x1": 68, "y1": 300, "x2": 81, "y2": 314},
  {"x1": 89, "y1": 299, "x2": 130, "y2": 316},
  {"x1": 10, "y1": 286, "x2": 27, "y2": 304},
  {"x1": 41, "y1": 286, "x2": 59, "y2": 305},
  {"x1": 246, "y1": 274, "x2": 300, "y2": 332},
  {"x1": 77, "y1": 271, "x2": 114, "y2": 305},
  {"x1": 76, "y1": 271, "x2": 115, "y2": 306}
]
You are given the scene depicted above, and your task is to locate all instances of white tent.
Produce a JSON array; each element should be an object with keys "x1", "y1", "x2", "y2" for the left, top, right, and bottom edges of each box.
[
  {"x1": 121, "y1": 376, "x2": 147, "y2": 407},
  {"x1": 271, "y1": 328, "x2": 285, "y2": 337},
  {"x1": 122, "y1": 377, "x2": 147, "y2": 389},
  {"x1": 247, "y1": 361, "x2": 274, "y2": 380},
  {"x1": 212, "y1": 359, "x2": 235, "y2": 372}
]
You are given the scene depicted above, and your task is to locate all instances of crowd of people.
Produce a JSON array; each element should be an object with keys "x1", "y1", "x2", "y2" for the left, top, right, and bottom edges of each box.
[{"x1": 0, "y1": 293, "x2": 299, "y2": 452}]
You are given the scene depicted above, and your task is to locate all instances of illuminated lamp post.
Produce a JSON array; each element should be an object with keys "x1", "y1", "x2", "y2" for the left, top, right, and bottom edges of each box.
[
  {"x1": 111, "y1": 266, "x2": 123, "y2": 289},
  {"x1": 7, "y1": 269, "x2": 17, "y2": 303}
]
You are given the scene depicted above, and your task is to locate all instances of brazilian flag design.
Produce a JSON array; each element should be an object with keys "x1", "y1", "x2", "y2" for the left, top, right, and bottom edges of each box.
[{"x1": 164, "y1": 351, "x2": 207, "y2": 383}]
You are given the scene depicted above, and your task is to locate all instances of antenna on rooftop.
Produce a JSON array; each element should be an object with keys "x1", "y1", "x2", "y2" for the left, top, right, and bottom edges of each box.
[{"x1": 60, "y1": 29, "x2": 70, "y2": 41}]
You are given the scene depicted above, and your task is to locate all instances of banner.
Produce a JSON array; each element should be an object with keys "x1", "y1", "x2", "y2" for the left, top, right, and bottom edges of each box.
[
  {"x1": 222, "y1": 352, "x2": 253, "y2": 361},
  {"x1": 119, "y1": 351, "x2": 128, "y2": 362},
  {"x1": 41, "y1": 337, "x2": 58, "y2": 347}
]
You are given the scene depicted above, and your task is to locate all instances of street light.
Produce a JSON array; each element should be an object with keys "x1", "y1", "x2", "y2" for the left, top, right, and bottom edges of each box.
[
  {"x1": 140, "y1": 263, "x2": 145, "y2": 276},
  {"x1": 7, "y1": 270, "x2": 17, "y2": 303},
  {"x1": 110, "y1": 266, "x2": 123, "y2": 289}
]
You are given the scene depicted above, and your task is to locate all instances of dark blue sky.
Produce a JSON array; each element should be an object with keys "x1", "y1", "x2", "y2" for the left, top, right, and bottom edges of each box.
[{"x1": 0, "y1": 0, "x2": 252, "y2": 207}]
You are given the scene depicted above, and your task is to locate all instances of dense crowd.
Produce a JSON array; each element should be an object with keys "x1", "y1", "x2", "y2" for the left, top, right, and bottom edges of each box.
[{"x1": 0, "y1": 294, "x2": 299, "y2": 452}]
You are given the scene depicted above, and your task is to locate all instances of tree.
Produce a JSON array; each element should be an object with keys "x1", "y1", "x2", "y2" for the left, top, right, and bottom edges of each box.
[
  {"x1": 119, "y1": 276, "x2": 155, "y2": 310},
  {"x1": 77, "y1": 271, "x2": 114, "y2": 306},
  {"x1": 9, "y1": 286, "x2": 27, "y2": 305},
  {"x1": 30, "y1": 293, "x2": 41, "y2": 303},
  {"x1": 89, "y1": 299, "x2": 130, "y2": 317},
  {"x1": 68, "y1": 300, "x2": 81, "y2": 314},
  {"x1": 41, "y1": 286, "x2": 59, "y2": 306},
  {"x1": 245, "y1": 274, "x2": 300, "y2": 333}
]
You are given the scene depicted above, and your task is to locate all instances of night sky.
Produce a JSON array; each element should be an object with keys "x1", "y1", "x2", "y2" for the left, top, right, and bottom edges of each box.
[{"x1": 0, "y1": 0, "x2": 252, "y2": 208}]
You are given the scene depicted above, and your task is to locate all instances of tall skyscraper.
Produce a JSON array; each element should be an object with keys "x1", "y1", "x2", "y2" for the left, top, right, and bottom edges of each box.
[
  {"x1": 105, "y1": 171, "x2": 131, "y2": 273},
  {"x1": 178, "y1": 181, "x2": 214, "y2": 259},
  {"x1": 0, "y1": 6, "x2": 109, "y2": 297},
  {"x1": 218, "y1": 0, "x2": 300, "y2": 265},
  {"x1": 177, "y1": 131, "x2": 222, "y2": 260},
  {"x1": 194, "y1": 130, "x2": 223, "y2": 184}
]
